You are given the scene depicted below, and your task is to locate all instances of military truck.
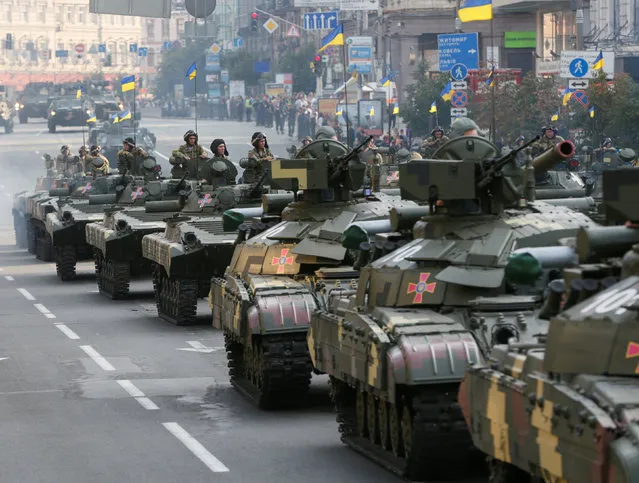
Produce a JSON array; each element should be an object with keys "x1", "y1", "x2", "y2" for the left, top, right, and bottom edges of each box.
[
  {"x1": 305, "y1": 136, "x2": 599, "y2": 480},
  {"x1": 15, "y1": 82, "x2": 53, "y2": 123},
  {"x1": 459, "y1": 168, "x2": 639, "y2": 483},
  {"x1": 47, "y1": 96, "x2": 94, "y2": 134}
]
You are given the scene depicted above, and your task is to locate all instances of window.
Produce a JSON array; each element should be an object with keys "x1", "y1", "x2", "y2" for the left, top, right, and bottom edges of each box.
[
  {"x1": 56, "y1": 6, "x2": 62, "y2": 23},
  {"x1": 22, "y1": 6, "x2": 28, "y2": 23},
  {"x1": 5, "y1": 9, "x2": 11, "y2": 22},
  {"x1": 78, "y1": 6, "x2": 86, "y2": 24},
  {"x1": 66, "y1": 6, "x2": 73, "y2": 23},
  {"x1": 38, "y1": 4, "x2": 46, "y2": 23},
  {"x1": 146, "y1": 21, "x2": 155, "y2": 41},
  {"x1": 161, "y1": 19, "x2": 170, "y2": 39},
  {"x1": 91, "y1": 14, "x2": 97, "y2": 24}
]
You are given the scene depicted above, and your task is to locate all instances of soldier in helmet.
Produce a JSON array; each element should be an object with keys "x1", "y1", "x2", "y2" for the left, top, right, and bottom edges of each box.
[
  {"x1": 362, "y1": 138, "x2": 383, "y2": 191},
  {"x1": 449, "y1": 117, "x2": 482, "y2": 138},
  {"x1": 43, "y1": 153, "x2": 55, "y2": 177},
  {"x1": 86, "y1": 145, "x2": 110, "y2": 178},
  {"x1": 592, "y1": 138, "x2": 621, "y2": 169},
  {"x1": 244, "y1": 132, "x2": 274, "y2": 183},
  {"x1": 315, "y1": 125, "x2": 338, "y2": 141},
  {"x1": 420, "y1": 126, "x2": 450, "y2": 156},
  {"x1": 287, "y1": 136, "x2": 313, "y2": 157},
  {"x1": 531, "y1": 125, "x2": 564, "y2": 156},
  {"x1": 78, "y1": 146, "x2": 89, "y2": 174},
  {"x1": 55, "y1": 145, "x2": 84, "y2": 177},
  {"x1": 199, "y1": 138, "x2": 237, "y2": 187},
  {"x1": 117, "y1": 137, "x2": 148, "y2": 175},
  {"x1": 169, "y1": 130, "x2": 209, "y2": 179}
]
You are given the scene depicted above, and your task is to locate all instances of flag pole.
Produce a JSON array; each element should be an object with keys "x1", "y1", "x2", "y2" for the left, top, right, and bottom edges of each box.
[
  {"x1": 133, "y1": 78, "x2": 137, "y2": 146},
  {"x1": 194, "y1": 71, "x2": 198, "y2": 134},
  {"x1": 490, "y1": 17, "x2": 496, "y2": 142},
  {"x1": 341, "y1": 41, "x2": 351, "y2": 149},
  {"x1": 435, "y1": 104, "x2": 439, "y2": 126}
]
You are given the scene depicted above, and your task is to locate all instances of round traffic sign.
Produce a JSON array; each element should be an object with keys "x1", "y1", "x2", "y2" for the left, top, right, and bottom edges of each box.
[
  {"x1": 450, "y1": 63, "x2": 468, "y2": 81},
  {"x1": 572, "y1": 90, "x2": 589, "y2": 107},
  {"x1": 40, "y1": 50, "x2": 49, "y2": 59},
  {"x1": 75, "y1": 43, "x2": 85, "y2": 54},
  {"x1": 450, "y1": 90, "x2": 468, "y2": 108},
  {"x1": 569, "y1": 58, "x2": 588, "y2": 78}
]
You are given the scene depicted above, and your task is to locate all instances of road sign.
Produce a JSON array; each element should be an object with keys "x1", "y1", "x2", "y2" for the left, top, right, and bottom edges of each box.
[
  {"x1": 98, "y1": 43, "x2": 106, "y2": 53},
  {"x1": 40, "y1": 50, "x2": 49, "y2": 59},
  {"x1": 437, "y1": 33, "x2": 479, "y2": 71},
  {"x1": 129, "y1": 43, "x2": 138, "y2": 53},
  {"x1": 347, "y1": 36, "x2": 373, "y2": 74},
  {"x1": 450, "y1": 63, "x2": 468, "y2": 81},
  {"x1": 233, "y1": 37, "x2": 244, "y2": 48},
  {"x1": 450, "y1": 90, "x2": 468, "y2": 108},
  {"x1": 205, "y1": 53, "x2": 221, "y2": 72},
  {"x1": 303, "y1": 11, "x2": 338, "y2": 30},
  {"x1": 572, "y1": 90, "x2": 589, "y2": 107},
  {"x1": 138, "y1": 47, "x2": 148, "y2": 57},
  {"x1": 451, "y1": 80, "x2": 467, "y2": 90},
  {"x1": 560, "y1": 50, "x2": 615, "y2": 79},
  {"x1": 75, "y1": 43, "x2": 85, "y2": 54},
  {"x1": 209, "y1": 43, "x2": 221, "y2": 54},
  {"x1": 569, "y1": 58, "x2": 587, "y2": 78},
  {"x1": 287, "y1": 24, "x2": 301, "y2": 38},
  {"x1": 568, "y1": 78, "x2": 589, "y2": 89},
  {"x1": 263, "y1": 18, "x2": 279, "y2": 34},
  {"x1": 450, "y1": 107, "x2": 468, "y2": 117}
]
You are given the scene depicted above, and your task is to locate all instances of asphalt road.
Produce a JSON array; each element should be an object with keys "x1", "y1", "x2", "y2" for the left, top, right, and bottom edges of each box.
[{"x1": 0, "y1": 117, "x2": 486, "y2": 483}]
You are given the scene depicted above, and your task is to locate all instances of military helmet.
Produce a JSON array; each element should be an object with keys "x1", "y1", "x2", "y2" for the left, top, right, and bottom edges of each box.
[
  {"x1": 142, "y1": 158, "x2": 157, "y2": 170},
  {"x1": 302, "y1": 136, "x2": 313, "y2": 145},
  {"x1": 449, "y1": 117, "x2": 480, "y2": 139},
  {"x1": 183, "y1": 130, "x2": 198, "y2": 143},
  {"x1": 210, "y1": 138, "x2": 229, "y2": 157},
  {"x1": 431, "y1": 126, "x2": 444, "y2": 135},
  {"x1": 61, "y1": 145, "x2": 69, "y2": 153},
  {"x1": 251, "y1": 132, "x2": 269, "y2": 149},
  {"x1": 79, "y1": 145, "x2": 87, "y2": 154},
  {"x1": 395, "y1": 148, "x2": 412, "y2": 163},
  {"x1": 123, "y1": 137, "x2": 135, "y2": 147},
  {"x1": 315, "y1": 125, "x2": 337, "y2": 141},
  {"x1": 619, "y1": 148, "x2": 636, "y2": 162},
  {"x1": 542, "y1": 125, "x2": 558, "y2": 134},
  {"x1": 515, "y1": 135, "x2": 525, "y2": 144},
  {"x1": 92, "y1": 157, "x2": 104, "y2": 167},
  {"x1": 90, "y1": 144, "x2": 100, "y2": 155},
  {"x1": 603, "y1": 137, "x2": 613, "y2": 146}
]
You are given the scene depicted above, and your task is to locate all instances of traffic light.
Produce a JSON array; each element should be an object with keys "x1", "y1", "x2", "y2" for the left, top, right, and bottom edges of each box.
[
  {"x1": 251, "y1": 12, "x2": 258, "y2": 31},
  {"x1": 5, "y1": 34, "x2": 13, "y2": 50},
  {"x1": 314, "y1": 56, "x2": 323, "y2": 77}
]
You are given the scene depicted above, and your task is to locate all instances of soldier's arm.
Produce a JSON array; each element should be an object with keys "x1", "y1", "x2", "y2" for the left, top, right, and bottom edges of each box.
[{"x1": 169, "y1": 149, "x2": 184, "y2": 165}]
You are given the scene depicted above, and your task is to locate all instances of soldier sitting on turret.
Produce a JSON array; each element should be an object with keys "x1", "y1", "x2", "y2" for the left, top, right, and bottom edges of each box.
[
  {"x1": 170, "y1": 130, "x2": 208, "y2": 179},
  {"x1": 199, "y1": 139, "x2": 237, "y2": 187},
  {"x1": 55, "y1": 145, "x2": 84, "y2": 177},
  {"x1": 420, "y1": 126, "x2": 450, "y2": 156},
  {"x1": 531, "y1": 125, "x2": 564, "y2": 157},
  {"x1": 117, "y1": 137, "x2": 148, "y2": 175},
  {"x1": 449, "y1": 117, "x2": 482, "y2": 138},
  {"x1": 592, "y1": 138, "x2": 621, "y2": 171},
  {"x1": 78, "y1": 146, "x2": 89, "y2": 174},
  {"x1": 362, "y1": 138, "x2": 383, "y2": 192},
  {"x1": 43, "y1": 153, "x2": 55, "y2": 177},
  {"x1": 315, "y1": 126, "x2": 338, "y2": 141},
  {"x1": 244, "y1": 132, "x2": 274, "y2": 183},
  {"x1": 86, "y1": 145, "x2": 110, "y2": 179}
]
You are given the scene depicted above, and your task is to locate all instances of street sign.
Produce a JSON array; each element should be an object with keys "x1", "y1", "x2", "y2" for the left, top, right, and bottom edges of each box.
[
  {"x1": 486, "y1": 46, "x2": 500, "y2": 68},
  {"x1": 233, "y1": 37, "x2": 244, "y2": 48},
  {"x1": 209, "y1": 43, "x2": 221, "y2": 54},
  {"x1": 303, "y1": 11, "x2": 338, "y2": 30},
  {"x1": 437, "y1": 33, "x2": 479, "y2": 71},
  {"x1": 560, "y1": 50, "x2": 615, "y2": 79},
  {"x1": 572, "y1": 90, "x2": 589, "y2": 107},
  {"x1": 450, "y1": 90, "x2": 468, "y2": 108},
  {"x1": 75, "y1": 43, "x2": 86, "y2": 54},
  {"x1": 347, "y1": 37, "x2": 373, "y2": 74},
  {"x1": 129, "y1": 43, "x2": 138, "y2": 53},
  {"x1": 55, "y1": 50, "x2": 69, "y2": 58},
  {"x1": 287, "y1": 24, "x2": 301, "y2": 38},
  {"x1": 450, "y1": 63, "x2": 468, "y2": 81},
  {"x1": 340, "y1": 0, "x2": 379, "y2": 10},
  {"x1": 205, "y1": 53, "x2": 221, "y2": 72},
  {"x1": 568, "y1": 78, "x2": 589, "y2": 89},
  {"x1": 451, "y1": 80, "x2": 467, "y2": 90},
  {"x1": 450, "y1": 107, "x2": 468, "y2": 117},
  {"x1": 98, "y1": 43, "x2": 106, "y2": 53},
  {"x1": 263, "y1": 18, "x2": 279, "y2": 34},
  {"x1": 138, "y1": 47, "x2": 148, "y2": 57},
  {"x1": 40, "y1": 50, "x2": 49, "y2": 59}
]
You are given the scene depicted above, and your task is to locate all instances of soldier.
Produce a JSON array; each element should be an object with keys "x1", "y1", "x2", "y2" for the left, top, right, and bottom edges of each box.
[
  {"x1": 244, "y1": 132, "x2": 274, "y2": 183},
  {"x1": 315, "y1": 125, "x2": 338, "y2": 141},
  {"x1": 199, "y1": 139, "x2": 237, "y2": 187},
  {"x1": 531, "y1": 125, "x2": 564, "y2": 156},
  {"x1": 287, "y1": 136, "x2": 313, "y2": 158},
  {"x1": 420, "y1": 126, "x2": 450, "y2": 156},
  {"x1": 363, "y1": 138, "x2": 383, "y2": 192},
  {"x1": 169, "y1": 130, "x2": 209, "y2": 179},
  {"x1": 117, "y1": 137, "x2": 148, "y2": 175},
  {"x1": 449, "y1": 117, "x2": 482, "y2": 138},
  {"x1": 43, "y1": 153, "x2": 55, "y2": 177},
  {"x1": 55, "y1": 145, "x2": 84, "y2": 177},
  {"x1": 78, "y1": 146, "x2": 88, "y2": 174},
  {"x1": 86, "y1": 145, "x2": 110, "y2": 178},
  {"x1": 592, "y1": 138, "x2": 621, "y2": 169}
]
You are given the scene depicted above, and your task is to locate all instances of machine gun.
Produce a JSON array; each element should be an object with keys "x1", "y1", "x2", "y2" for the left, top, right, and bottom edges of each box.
[
  {"x1": 114, "y1": 169, "x2": 130, "y2": 202},
  {"x1": 328, "y1": 135, "x2": 373, "y2": 182},
  {"x1": 174, "y1": 169, "x2": 191, "y2": 196},
  {"x1": 477, "y1": 135, "x2": 539, "y2": 189}
]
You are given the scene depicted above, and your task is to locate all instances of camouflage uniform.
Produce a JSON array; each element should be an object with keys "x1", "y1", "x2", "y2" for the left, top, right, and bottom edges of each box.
[
  {"x1": 86, "y1": 153, "x2": 110, "y2": 178},
  {"x1": 363, "y1": 147, "x2": 383, "y2": 192},
  {"x1": 170, "y1": 144, "x2": 208, "y2": 179},
  {"x1": 117, "y1": 146, "x2": 149, "y2": 175},
  {"x1": 531, "y1": 134, "x2": 565, "y2": 156},
  {"x1": 55, "y1": 154, "x2": 84, "y2": 177},
  {"x1": 245, "y1": 147, "x2": 273, "y2": 183},
  {"x1": 420, "y1": 135, "x2": 450, "y2": 156}
]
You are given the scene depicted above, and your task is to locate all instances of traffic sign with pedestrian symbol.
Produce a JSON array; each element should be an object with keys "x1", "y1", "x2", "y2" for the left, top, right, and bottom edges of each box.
[
  {"x1": 572, "y1": 90, "x2": 589, "y2": 107},
  {"x1": 569, "y1": 58, "x2": 588, "y2": 78},
  {"x1": 450, "y1": 63, "x2": 468, "y2": 81},
  {"x1": 450, "y1": 90, "x2": 468, "y2": 108}
]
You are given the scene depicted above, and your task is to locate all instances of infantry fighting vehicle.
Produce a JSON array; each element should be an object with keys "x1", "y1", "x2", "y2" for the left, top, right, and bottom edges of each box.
[
  {"x1": 459, "y1": 169, "x2": 639, "y2": 483},
  {"x1": 46, "y1": 173, "x2": 145, "y2": 281},
  {"x1": 142, "y1": 166, "x2": 276, "y2": 325},
  {"x1": 306, "y1": 136, "x2": 599, "y2": 480},
  {"x1": 15, "y1": 83, "x2": 53, "y2": 123},
  {"x1": 209, "y1": 137, "x2": 418, "y2": 409},
  {"x1": 47, "y1": 96, "x2": 94, "y2": 133}
]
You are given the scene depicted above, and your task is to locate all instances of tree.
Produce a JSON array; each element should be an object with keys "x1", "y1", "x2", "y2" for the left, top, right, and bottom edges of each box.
[
  {"x1": 221, "y1": 49, "x2": 263, "y2": 87},
  {"x1": 277, "y1": 43, "x2": 317, "y2": 94}
]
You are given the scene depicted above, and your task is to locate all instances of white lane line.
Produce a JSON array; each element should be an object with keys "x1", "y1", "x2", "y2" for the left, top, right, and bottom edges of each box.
[
  {"x1": 5, "y1": 276, "x2": 14, "y2": 281},
  {"x1": 34, "y1": 303, "x2": 56, "y2": 319},
  {"x1": 162, "y1": 422, "x2": 230, "y2": 473},
  {"x1": 154, "y1": 150, "x2": 169, "y2": 161},
  {"x1": 117, "y1": 380, "x2": 160, "y2": 410},
  {"x1": 54, "y1": 323, "x2": 80, "y2": 340},
  {"x1": 79, "y1": 345, "x2": 116, "y2": 371},
  {"x1": 17, "y1": 288, "x2": 36, "y2": 301}
]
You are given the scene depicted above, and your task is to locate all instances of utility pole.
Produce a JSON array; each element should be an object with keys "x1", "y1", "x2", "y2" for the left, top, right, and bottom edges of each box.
[{"x1": 98, "y1": 14, "x2": 103, "y2": 73}]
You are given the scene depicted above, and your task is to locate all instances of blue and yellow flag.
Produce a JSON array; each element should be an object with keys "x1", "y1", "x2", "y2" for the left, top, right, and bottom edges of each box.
[
  {"x1": 86, "y1": 115, "x2": 97, "y2": 123},
  {"x1": 336, "y1": 106, "x2": 343, "y2": 116},
  {"x1": 368, "y1": 106, "x2": 375, "y2": 116},
  {"x1": 119, "y1": 110, "x2": 132, "y2": 121},
  {"x1": 76, "y1": 86, "x2": 84, "y2": 99},
  {"x1": 318, "y1": 24, "x2": 344, "y2": 53},
  {"x1": 592, "y1": 51, "x2": 604, "y2": 70},
  {"x1": 458, "y1": 0, "x2": 492, "y2": 22},
  {"x1": 393, "y1": 103, "x2": 399, "y2": 115},
  {"x1": 551, "y1": 111, "x2": 559, "y2": 122},
  {"x1": 562, "y1": 86, "x2": 574, "y2": 106},
  {"x1": 440, "y1": 81, "x2": 452, "y2": 102},
  {"x1": 186, "y1": 62, "x2": 197, "y2": 80},
  {"x1": 379, "y1": 75, "x2": 391, "y2": 87},
  {"x1": 111, "y1": 112, "x2": 120, "y2": 123},
  {"x1": 485, "y1": 65, "x2": 495, "y2": 87},
  {"x1": 121, "y1": 75, "x2": 135, "y2": 92},
  {"x1": 588, "y1": 106, "x2": 595, "y2": 118},
  {"x1": 429, "y1": 101, "x2": 437, "y2": 113}
]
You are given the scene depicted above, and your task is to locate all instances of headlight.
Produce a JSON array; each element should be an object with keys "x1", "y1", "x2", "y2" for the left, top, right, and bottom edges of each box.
[
  {"x1": 14, "y1": 103, "x2": 20, "y2": 110},
  {"x1": 50, "y1": 110, "x2": 56, "y2": 116},
  {"x1": 86, "y1": 109, "x2": 92, "y2": 115}
]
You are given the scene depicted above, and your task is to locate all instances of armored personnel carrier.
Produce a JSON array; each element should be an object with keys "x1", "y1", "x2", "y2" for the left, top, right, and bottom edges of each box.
[
  {"x1": 46, "y1": 174, "x2": 144, "y2": 281},
  {"x1": 459, "y1": 169, "x2": 639, "y2": 483},
  {"x1": 209, "y1": 137, "x2": 418, "y2": 409},
  {"x1": 306, "y1": 136, "x2": 599, "y2": 480}
]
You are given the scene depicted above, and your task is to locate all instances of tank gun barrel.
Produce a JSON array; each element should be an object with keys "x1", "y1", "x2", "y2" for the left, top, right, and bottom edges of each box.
[
  {"x1": 576, "y1": 225, "x2": 639, "y2": 262},
  {"x1": 532, "y1": 140, "x2": 575, "y2": 174}
]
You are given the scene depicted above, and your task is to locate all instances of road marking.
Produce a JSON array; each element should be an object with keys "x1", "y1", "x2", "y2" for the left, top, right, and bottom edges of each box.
[
  {"x1": 177, "y1": 341, "x2": 220, "y2": 353},
  {"x1": 0, "y1": 357, "x2": 8, "y2": 362},
  {"x1": 162, "y1": 422, "x2": 230, "y2": 473},
  {"x1": 17, "y1": 288, "x2": 35, "y2": 301},
  {"x1": 5, "y1": 276, "x2": 14, "y2": 281},
  {"x1": 154, "y1": 150, "x2": 169, "y2": 161},
  {"x1": 117, "y1": 380, "x2": 159, "y2": 410},
  {"x1": 79, "y1": 345, "x2": 116, "y2": 371},
  {"x1": 34, "y1": 303, "x2": 56, "y2": 319},
  {"x1": 54, "y1": 323, "x2": 80, "y2": 340}
]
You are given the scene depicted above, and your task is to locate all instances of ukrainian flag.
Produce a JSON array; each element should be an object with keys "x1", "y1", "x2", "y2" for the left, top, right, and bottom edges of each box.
[
  {"x1": 592, "y1": 51, "x2": 604, "y2": 70},
  {"x1": 429, "y1": 101, "x2": 437, "y2": 113},
  {"x1": 121, "y1": 75, "x2": 135, "y2": 92},
  {"x1": 318, "y1": 23, "x2": 344, "y2": 53},
  {"x1": 351, "y1": 68, "x2": 358, "y2": 80},
  {"x1": 76, "y1": 86, "x2": 84, "y2": 99},
  {"x1": 551, "y1": 111, "x2": 559, "y2": 122},
  {"x1": 458, "y1": 0, "x2": 492, "y2": 23},
  {"x1": 111, "y1": 113, "x2": 120, "y2": 123},
  {"x1": 186, "y1": 62, "x2": 197, "y2": 80},
  {"x1": 336, "y1": 106, "x2": 343, "y2": 116},
  {"x1": 440, "y1": 81, "x2": 452, "y2": 102},
  {"x1": 86, "y1": 115, "x2": 97, "y2": 123},
  {"x1": 393, "y1": 103, "x2": 399, "y2": 115},
  {"x1": 589, "y1": 106, "x2": 595, "y2": 118},
  {"x1": 369, "y1": 106, "x2": 375, "y2": 116},
  {"x1": 379, "y1": 75, "x2": 391, "y2": 87},
  {"x1": 485, "y1": 65, "x2": 495, "y2": 87},
  {"x1": 119, "y1": 110, "x2": 132, "y2": 121},
  {"x1": 562, "y1": 87, "x2": 574, "y2": 106}
]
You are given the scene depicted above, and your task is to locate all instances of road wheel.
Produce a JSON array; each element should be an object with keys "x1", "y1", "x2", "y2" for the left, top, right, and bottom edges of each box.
[
  {"x1": 56, "y1": 245, "x2": 76, "y2": 281},
  {"x1": 356, "y1": 391, "x2": 368, "y2": 437},
  {"x1": 378, "y1": 399, "x2": 390, "y2": 450}
]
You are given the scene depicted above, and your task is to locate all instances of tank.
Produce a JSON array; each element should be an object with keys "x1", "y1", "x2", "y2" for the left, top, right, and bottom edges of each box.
[
  {"x1": 306, "y1": 135, "x2": 600, "y2": 480},
  {"x1": 209, "y1": 137, "x2": 418, "y2": 409},
  {"x1": 141, "y1": 170, "x2": 277, "y2": 324},
  {"x1": 46, "y1": 173, "x2": 145, "y2": 281},
  {"x1": 458, "y1": 168, "x2": 639, "y2": 483}
]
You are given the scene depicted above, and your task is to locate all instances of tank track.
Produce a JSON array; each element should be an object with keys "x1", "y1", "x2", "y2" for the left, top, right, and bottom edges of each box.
[
  {"x1": 224, "y1": 331, "x2": 312, "y2": 409},
  {"x1": 27, "y1": 221, "x2": 36, "y2": 254},
  {"x1": 152, "y1": 264, "x2": 198, "y2": 325},
  {"x1": 56, "y1": 245, "x2": 77, "y2": 281},
  {"x1": 331, "y1": 377, "x2": 480, "y2": 481},
  {"x1": 94, "y1": 249, "x2": 104, "y2": 292},
  {"x1": 99, "y1": 258, "x2": 131, "y2": 300}
]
